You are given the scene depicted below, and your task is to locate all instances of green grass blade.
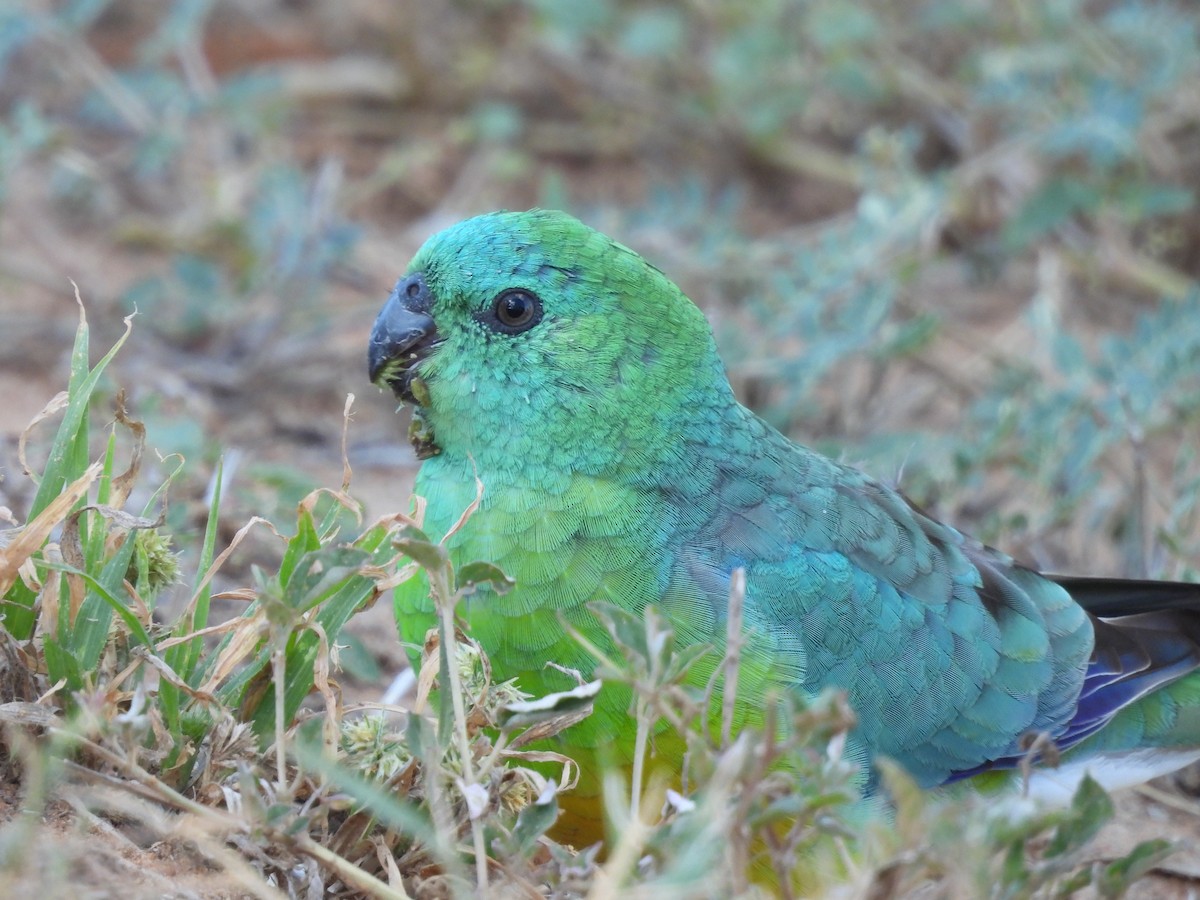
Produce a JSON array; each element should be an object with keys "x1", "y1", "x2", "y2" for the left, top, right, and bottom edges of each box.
[
  {"x1": 216, "y1": 523, "x2": 395, "y2": 732},
  {"x1": 5, "y1": 308, "x2": 133, "y2": 639},
  {"x1": 41, "y1": 560, "x2": 154, "y2": 650},
  {"x1": 72, "y1": 533, "x2": 139, "y2": 671},
  {"x1": 161, "y1": 456, "x2": 224, "y2": 742}
]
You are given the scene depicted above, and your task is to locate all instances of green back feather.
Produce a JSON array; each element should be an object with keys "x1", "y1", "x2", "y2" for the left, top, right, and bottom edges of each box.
[{"x1": 388, "y1": 210, "x2": 1199, "y2": 792}]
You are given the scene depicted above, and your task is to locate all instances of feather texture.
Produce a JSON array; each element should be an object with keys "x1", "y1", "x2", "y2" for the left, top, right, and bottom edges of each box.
[{"x1": 375, "y1": 209, "x2": 1200, "y2": 795}]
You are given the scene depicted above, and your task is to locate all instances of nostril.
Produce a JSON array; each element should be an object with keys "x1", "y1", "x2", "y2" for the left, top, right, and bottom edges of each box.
[{"x1": 394, "y1": 272, "x2": 432, "y2": 313}]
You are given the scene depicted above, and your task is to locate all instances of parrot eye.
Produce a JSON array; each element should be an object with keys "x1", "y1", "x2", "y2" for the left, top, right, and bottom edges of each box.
[{"x1": 484, "y1": 288, "x2": 543, "y2": 334}]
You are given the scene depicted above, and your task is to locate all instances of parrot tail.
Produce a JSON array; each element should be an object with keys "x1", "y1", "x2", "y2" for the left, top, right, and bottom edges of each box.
[{"x1": 949, "y1": 577, "x2": 1200, "y2": 796}]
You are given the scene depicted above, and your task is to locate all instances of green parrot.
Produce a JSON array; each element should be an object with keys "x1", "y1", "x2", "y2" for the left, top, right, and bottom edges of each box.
[{"x1": 368, "y1": 208, "x2": 1200, "y2": 809}]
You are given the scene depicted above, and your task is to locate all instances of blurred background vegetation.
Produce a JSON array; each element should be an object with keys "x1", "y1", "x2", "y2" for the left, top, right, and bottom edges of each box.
[
  {"x1": 3, "y1": 0, "x2": 1198, "y2": 584},
  {"x1": 0, "y1": 0, "x2": 1199, "y2": 893}
]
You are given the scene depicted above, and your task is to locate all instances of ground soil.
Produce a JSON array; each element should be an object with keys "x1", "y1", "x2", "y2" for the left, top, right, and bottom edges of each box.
[{"x1": 1, "y1": 2, "x2": 1198, "y2": 896}]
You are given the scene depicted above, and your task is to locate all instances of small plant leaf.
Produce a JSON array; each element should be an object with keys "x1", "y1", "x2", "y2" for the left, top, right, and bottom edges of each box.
[
  {"x1": 1046, "y1": 775, "x2": 1113, "y2": 858},
  {"x1": 455, "y1": 561, "x2": 514, "y2": 595},
  {"x1": 281, "y1": 546, "x2": 370, "y2": 612},
  {"x1": 511, "y1": 781, "x2": 560, "y2": 853},
  {"x1": 1098, "y1": 839, "x2": 1174, "y2": 897},
  {"x1": 499, "y1": 680, "x2": 602, "y2": 731},
  {"x1": 394, "y1": 525, "x2": 448, "y2": 572}
]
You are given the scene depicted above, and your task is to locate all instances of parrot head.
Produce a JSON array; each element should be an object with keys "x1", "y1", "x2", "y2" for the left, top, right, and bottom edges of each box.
[{"x1": 368, "y1": 209, "x2": 731, "y2": 475}]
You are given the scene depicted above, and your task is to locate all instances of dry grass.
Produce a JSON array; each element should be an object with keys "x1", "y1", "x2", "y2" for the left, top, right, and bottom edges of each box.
[{"x1": 2, "y1": 1, "x2": 1200, "y2": 896}]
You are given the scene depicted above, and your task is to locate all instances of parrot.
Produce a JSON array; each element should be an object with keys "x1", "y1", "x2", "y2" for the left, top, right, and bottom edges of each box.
[{"x1": 368, "y1": 208, "x2": 1200, "y2": 812}]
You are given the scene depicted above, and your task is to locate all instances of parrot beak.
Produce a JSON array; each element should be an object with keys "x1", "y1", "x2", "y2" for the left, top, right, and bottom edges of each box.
[{"x1": 369, "y1": 271, "x2": 440, "y2": 404}]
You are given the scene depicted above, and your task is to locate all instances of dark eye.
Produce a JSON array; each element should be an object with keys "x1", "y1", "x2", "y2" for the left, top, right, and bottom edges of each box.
[{"x1": 486, "y1": 288, "x2": 543, "y2": 334}]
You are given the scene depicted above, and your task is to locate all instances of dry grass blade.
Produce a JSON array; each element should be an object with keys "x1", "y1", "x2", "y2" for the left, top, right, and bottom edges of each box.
[
  {"x1": 2, "y1": 4, "x2": 1199, "y2": 895},
  {"x1": 0, "y1": 461, "x2": 101, "y2": 596},
  {"x1": 15, "y1": 392, "x2": 69, "y2": 480}
]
